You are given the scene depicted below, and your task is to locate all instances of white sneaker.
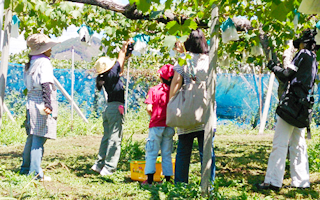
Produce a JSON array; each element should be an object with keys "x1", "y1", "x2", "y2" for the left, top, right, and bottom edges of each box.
[
  {"x1": 91, "y1": 165, "x2": 102, "y2": 173},
  {"x1": 100, "y1": 167, "x2": 113, "y2": 176},
  {"x1": 40, "y1": 175, "x2": 51, "y2": 182}
]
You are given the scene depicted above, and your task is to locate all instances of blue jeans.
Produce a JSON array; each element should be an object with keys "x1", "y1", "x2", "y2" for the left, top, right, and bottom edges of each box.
[
  {"x1": 211, "y1": 134, "x2": 216, "y2": 185},
  {"x1": 175, "y1": 130, "x2": 216, "y2": 184},
  {"x1": 144, "y1": 127, "x2": 175, "y2": 176},
  {"x1": 20, "y1": 134, "x2": 47, "y2": 179}
]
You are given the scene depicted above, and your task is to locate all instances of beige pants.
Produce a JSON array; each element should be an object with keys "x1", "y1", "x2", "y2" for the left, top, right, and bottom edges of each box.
[{"x1": 264, "y1": 116, "x2": 310, "y2": 188}]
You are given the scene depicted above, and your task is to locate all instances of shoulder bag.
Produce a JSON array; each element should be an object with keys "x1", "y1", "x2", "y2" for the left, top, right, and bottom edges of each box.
[{"x1": 166, "y1": 58, "x2": 207, "y2": 128}]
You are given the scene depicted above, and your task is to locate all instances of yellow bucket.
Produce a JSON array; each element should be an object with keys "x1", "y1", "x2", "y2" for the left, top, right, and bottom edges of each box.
[{"x1": 130, "y1": 157, "x2": 175, "y2": 182}]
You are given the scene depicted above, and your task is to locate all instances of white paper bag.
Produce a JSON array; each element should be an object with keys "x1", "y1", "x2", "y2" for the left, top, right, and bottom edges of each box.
[
  {"x1": 251, "y1": 44, "x2": 264, "y2": 56},
  {"x1": 11, "y1": 15, "x2": 20, "y2": 38},
  {"x1": 298, "y1": 0, "x2": 320, "y2": 14},
  {"x1": 133, "y1": 40, "x2": 147, "y2": 54},
  {"x1": 315, "y1": 28, "x2": 320, "y2": 45},
  {"x1": 78, "y1": 26, "x2": 92, "y2": 46},
  {"x1": 221, "y1": 18, "x2": 239, "y2": 44}
]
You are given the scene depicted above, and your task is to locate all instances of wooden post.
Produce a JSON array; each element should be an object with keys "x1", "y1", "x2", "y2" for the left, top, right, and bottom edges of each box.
[
  {"x1": 53, "y1": 77, "x2": 88, "y2": 123},
  {"x1": 259, "y1": 66, "x2": 262, "y2": 127},
  {"x1": 4, "y1": 103, "x2": 14, "y2": 122},
  {"x1": 0, "y1": 0, "x2": 4, "y2": 48},
  {"x1": 71, "y1": 46, "x2": 75, "y2": 129},
  {"x1": 201, "y1": 4, "x2": 218, "y2": 196},
  {"x1": 0, "y1": 9, "x2": 12, "y2": 131},
  {"x1": 259, "y1": 73, "x2": 275, "y2": 134}
]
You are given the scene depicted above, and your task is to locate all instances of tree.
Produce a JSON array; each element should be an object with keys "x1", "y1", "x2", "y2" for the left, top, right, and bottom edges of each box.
[
  {"x1": 4, "y1": 0, "x2": 320, "y2": 195},
  {"x1": 11, "y1": 0, "x2": 319, "y2": 64}
]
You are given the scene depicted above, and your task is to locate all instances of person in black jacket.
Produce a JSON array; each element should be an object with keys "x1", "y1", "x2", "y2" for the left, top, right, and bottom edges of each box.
[{"x1": 258, "y1": 29, "x2": 318, "y2": 191}]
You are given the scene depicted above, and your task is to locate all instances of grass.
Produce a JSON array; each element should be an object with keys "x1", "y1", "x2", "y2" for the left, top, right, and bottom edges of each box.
[{"x1": 0, "y1": 107, "x2": 319, "y2": 199}]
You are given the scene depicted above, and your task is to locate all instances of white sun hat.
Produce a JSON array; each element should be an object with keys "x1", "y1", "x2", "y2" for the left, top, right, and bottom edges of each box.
[{"x1": 27, "y1": 33, "x2": 60, "y2": 55}]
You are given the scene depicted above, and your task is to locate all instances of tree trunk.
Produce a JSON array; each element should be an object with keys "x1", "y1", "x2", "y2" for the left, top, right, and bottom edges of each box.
[
  {"x1": 0, "y1": 9, "x2": 12, "y2": 131},
  {"x1": 201, "y1": 4, "x2": 218, "y2": 196}
]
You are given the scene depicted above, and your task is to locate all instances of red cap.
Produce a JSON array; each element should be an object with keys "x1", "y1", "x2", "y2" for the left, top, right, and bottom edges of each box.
[{"x1": 158, "y1": 64, "x2": 174, "y2": 81}]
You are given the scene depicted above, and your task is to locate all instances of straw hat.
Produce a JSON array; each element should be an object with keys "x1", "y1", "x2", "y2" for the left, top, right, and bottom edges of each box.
[
  {"x1": 27, "y1": 33, "x2": 60, "y2": 55},
  {"x1": 94, "y1": 56, "x2": 117, "y2": 75}
]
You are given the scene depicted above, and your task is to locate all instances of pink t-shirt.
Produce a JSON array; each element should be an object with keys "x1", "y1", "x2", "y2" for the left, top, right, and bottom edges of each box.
[{"x1": 145, "y1": 83, "x2": 170, "y2": 128}]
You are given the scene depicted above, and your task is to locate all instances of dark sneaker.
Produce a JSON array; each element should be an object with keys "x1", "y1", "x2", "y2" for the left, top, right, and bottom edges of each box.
[
  {"x1": 141, "y1": 180, "x2": 152, "y2": 186},
  {"x1": 257, "y1": 182, "x2": 280, "y2": 192}
]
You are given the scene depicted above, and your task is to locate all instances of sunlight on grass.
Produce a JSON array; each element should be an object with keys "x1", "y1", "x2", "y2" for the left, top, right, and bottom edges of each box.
[{"x1": 0, "y1": 107, "x2": 319, "y2": 199}]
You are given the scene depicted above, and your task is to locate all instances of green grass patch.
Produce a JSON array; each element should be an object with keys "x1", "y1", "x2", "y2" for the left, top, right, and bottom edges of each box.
[{"x1": 0, "y1": 107, "x2": 319, "y2": 199}]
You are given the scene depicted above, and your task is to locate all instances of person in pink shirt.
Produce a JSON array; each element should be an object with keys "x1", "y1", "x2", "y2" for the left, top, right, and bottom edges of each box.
[{"x1": 143, "y1": 64, "x2": 175, "y2": 185}]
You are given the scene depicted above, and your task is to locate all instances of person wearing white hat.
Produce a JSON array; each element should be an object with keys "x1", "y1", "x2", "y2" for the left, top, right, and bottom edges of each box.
[
  {"x1": 91, "y1": 38, "x2": 134, "y2": 176},
  {"x1": 20, "y1": 33, "x2": 60, "y2": 182}
]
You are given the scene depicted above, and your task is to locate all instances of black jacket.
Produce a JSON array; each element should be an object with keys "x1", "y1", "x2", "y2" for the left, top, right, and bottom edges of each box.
[{"x1": 271, "y1": 49, "x2": 318, "y2": 128}]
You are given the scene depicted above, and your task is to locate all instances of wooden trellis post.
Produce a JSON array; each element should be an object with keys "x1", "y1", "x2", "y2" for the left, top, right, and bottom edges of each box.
[
  {"x1": 201, "y1": 4, "x2": 218, "y2": 196},
  {"x1": 259, "y1": 73, "x2": 275, "y2": 134},
  {"x1": 71, "y1": 46, "x2": 75, "y2": 130},
  {"x1": 53, "y1": 77, "x2": 88, "y2": 123},
  {"x1": 0, "y1": 9, "x2": 12, "y2": 131},
  {"x1": 125, "y1": 59, "x2": 130, "y2": 115},
  {"x1": 4, "y1": 103, "x2": 14, "y2": 122}
]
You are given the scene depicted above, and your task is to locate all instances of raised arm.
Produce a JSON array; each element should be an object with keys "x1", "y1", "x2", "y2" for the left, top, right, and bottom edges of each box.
[{"x1": 117, "y1": 38, "x2": 135, "y2": 75}]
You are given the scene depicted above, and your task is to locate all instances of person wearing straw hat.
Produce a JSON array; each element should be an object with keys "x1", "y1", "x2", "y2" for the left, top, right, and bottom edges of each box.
[
  {"x1": 258, "y1": 29, "x2": 319, "y2": 191},
  {"x1": 20, "y1": 33, "x2": 60, "y2": 182},
  {"x1": 91, "y1": 38, "x2": 134, "y2": 176}
]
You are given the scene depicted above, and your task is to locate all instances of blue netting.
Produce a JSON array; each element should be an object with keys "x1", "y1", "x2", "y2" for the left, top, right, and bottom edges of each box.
[
  {"x1": 5, "y1": 63, "x2": 150, "y2": 118},
  {"x1": 4, "y1": 63, "x2": 320, "y2": 126},
  {"x1": 216, "y1": 74, "x2": 278, "y2": 126}
]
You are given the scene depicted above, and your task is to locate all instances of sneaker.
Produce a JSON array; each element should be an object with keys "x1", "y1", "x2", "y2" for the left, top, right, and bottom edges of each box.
[
  {"x1": 256, "y1": 182, "x2": 280, "y2": 192},
  {"x1": 91, "y1": 165, "x2": 102, "y2": 173},
  {"x1": 39, "y1": 175, "x2": 52, "y2": 182},
  {"x1": 100, "y1": 167, "x2": 113, "y2": 176},
  {"x1": 19, "y1": 170, "x2": 28, "y2": 175},
  {"x1": 141, "y1": 180, "x2": 152, "y2": 186},
  {"x1": 283, "y1": 185, "x2": 310, "y2": 189}
]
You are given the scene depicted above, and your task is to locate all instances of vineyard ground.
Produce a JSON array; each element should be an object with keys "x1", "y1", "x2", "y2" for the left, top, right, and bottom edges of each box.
[{"x1": 0, "y1": 133, "x2": 319, "y2": 199}]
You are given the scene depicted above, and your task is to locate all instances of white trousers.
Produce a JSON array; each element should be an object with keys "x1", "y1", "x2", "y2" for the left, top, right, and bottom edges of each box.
[{"x1": 264, "y1": 116, "x2": 310, "y2": 188}]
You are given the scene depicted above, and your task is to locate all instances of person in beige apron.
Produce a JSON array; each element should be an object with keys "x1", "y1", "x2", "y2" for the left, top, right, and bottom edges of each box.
[{"x1": 20, "y1": 33, "x2": 59, "y2": 182}]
